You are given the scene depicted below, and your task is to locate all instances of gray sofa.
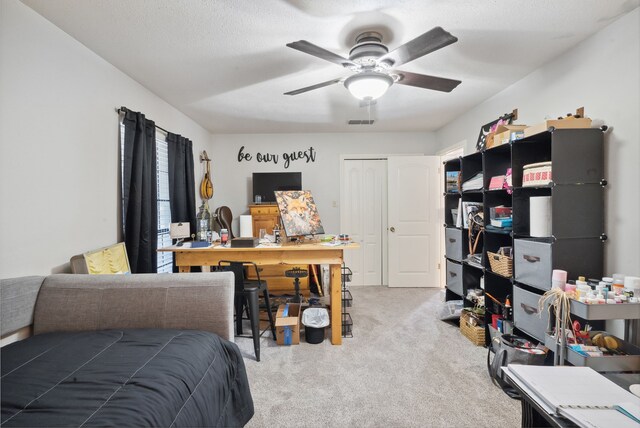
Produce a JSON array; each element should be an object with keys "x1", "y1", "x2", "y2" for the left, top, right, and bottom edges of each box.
[{"x1": 0, "y1": 273, "x2": 254, "y2": 427}]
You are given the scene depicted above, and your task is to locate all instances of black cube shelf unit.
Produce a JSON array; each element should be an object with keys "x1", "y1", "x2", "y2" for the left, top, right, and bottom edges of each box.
[{"x1": 443, "y1": 128, "x2": 607, "y2": 345}]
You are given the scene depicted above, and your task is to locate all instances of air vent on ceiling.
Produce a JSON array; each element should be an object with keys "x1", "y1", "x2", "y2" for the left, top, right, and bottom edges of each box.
[{"x1": 348, "y1": 120, "x2": 375, "y2": 125}]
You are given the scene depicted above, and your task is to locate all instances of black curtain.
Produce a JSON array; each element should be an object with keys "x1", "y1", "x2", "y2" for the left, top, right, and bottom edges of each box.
[
  {"x1": 122, "y1": 110, "x2": 158, "y2": 273},
  {"x1": 167, "y1": 133, "x2": 197, "y2": 271}
]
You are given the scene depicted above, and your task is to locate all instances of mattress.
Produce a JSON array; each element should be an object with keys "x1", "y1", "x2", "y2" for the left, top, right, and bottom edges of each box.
[{"x1": 1, "y1": 329, "x2": 253, "y2": 427}]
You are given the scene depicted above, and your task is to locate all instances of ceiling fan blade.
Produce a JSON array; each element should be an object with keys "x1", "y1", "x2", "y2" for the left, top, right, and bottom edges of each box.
[
  {"x1": 394, "y1": 70, "x2": 461, "y2": 92},
  {"x1": 378, "y1": 27, "x2": 458, "y2": 68},
  {"x1": 287, "y1": 40, "x2": 358, "y2": 69},
  {"x1": 284, "y1": 78, "x2": 343, "y2": 96}
]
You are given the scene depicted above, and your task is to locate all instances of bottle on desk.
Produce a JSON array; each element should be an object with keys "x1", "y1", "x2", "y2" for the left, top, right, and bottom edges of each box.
[
  {"x1": 612, "y1": 273, "x2": 625, "y2": 296},
  {"x1": 273, "y1": 225, "x2": 281, "y2": 244}
]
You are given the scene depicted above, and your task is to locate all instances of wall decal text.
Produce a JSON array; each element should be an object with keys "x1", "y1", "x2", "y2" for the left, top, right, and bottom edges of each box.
[{"x1": 237, "y1": 146, "x2": 317, "y2": 169}]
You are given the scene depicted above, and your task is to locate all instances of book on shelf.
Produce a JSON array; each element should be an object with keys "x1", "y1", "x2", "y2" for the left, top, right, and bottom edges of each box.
[
  {"x1": 461, "y1": 172, "x2": 483, "y2": 192},
  {"x1": 490, "y1": 218, "x2": 512, "y2": 228},
  {"x1": 462, "y1": 202, "x2": 483, "y2": 229},
  {"x1": 504, "y1": 365, "x2": 640, "y2": 428},
  {"x1": 489, "y1": 205, "x2": 512, "y2": 228},
  {"x1": 490, "y1": 205, "x2": 512, "y2": 219},
  {"x1": 488, "y1": 175, "x2": 506, "y2": 190},
  {"x1": 446, "y1": 171, "x2": 461, "y2": 193}
]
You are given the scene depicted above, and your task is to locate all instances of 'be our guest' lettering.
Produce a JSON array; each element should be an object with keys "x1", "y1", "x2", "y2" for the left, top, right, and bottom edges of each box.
[{"x1": 237, "y1": 146, "x2": 316, "y2": 169}]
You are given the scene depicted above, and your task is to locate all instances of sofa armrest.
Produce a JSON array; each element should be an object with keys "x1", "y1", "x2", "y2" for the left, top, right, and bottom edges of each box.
[
  {"x1": 33, "y1": 273, "x2": 235, "y2": 341},
  {"x1": 0, "y1": 276, "x2": 45, "y2": 337}
]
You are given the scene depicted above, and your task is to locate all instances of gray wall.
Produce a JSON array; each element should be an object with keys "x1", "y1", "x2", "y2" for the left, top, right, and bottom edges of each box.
[{"x1": 0, "y1": 0, "x2": 210, "y2": 278}]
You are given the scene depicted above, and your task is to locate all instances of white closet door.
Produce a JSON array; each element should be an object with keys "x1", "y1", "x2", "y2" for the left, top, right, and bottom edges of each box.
[
  {"x1": 362, "y1": 160, "x2": 385, "y2": 285},
  {"x1": 341, "y1": 159, "x2": 385, "y2": 286},
  {"x1": 342, "y1": 160, "x2": 364, "y2": 285},
  {"x1": 387, "y1": 156, "x2": 440, "y2": 287}
]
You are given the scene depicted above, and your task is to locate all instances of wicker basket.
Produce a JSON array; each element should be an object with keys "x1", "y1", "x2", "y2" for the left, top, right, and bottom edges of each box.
[
  {"x1": 523, "y1": 161, "x2": 552, "y2": 187},
  {"x1": 487, "y1": 249, "x2": 513, "y2": 278},
  {"x1": 460, "y1": 310, "x2": 485, "y2": 346}
]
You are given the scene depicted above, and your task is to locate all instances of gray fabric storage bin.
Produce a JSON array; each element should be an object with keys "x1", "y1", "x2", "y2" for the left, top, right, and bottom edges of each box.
[
  {"x1": 513, "y1": 284, "x2": 549, "y2": 342},
  {"x1": 445, "y1": 228, "x2": 464, "y2": 262},
  {"x1": 445, "y1": 260, "x2": 463, "y2": 297},
  {"x1": 514, "y1": 238, "x2": 604, "y2": 292},
  {"x1": 514, "y1": 239, "x2": 553, "y2": 291}
]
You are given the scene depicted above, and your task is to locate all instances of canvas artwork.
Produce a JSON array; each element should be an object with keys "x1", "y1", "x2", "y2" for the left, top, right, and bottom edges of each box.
[{"x1": 275, "y1": 190, "x2": 325, "y2": 237}]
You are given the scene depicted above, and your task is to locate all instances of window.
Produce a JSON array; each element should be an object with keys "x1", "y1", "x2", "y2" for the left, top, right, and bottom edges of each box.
[
  {"x1": 156, "y1": 137, "x2": 173, "y2": 273},
  {"x1": 120, "y1": 124, "x2": 173, "y2": 273}
]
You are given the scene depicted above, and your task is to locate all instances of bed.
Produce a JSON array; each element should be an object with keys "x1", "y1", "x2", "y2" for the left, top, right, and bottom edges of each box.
[{"x1": 0, "y1": 273, "x2": 254, "y2": 427}]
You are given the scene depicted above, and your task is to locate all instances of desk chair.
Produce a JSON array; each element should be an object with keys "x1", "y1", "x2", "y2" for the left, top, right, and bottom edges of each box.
[{"x1": 218, "y1": 260, "x2": 276, "y2": 362}]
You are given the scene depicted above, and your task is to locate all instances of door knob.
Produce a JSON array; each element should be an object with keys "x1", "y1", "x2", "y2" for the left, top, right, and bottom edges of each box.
[{"x1": 390, "y1": 227, "x2": 395, "y2": 232}]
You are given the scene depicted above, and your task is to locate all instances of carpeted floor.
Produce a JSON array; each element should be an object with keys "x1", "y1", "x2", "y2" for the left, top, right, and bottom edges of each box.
[{"x1": 235, "y1": 286, "x2": 521, "y2": 428}]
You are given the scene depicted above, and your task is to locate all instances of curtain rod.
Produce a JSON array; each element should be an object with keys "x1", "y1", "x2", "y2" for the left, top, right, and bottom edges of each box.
[{"x1": 116, "y1": 107, "x2": 169, "y2": 135}]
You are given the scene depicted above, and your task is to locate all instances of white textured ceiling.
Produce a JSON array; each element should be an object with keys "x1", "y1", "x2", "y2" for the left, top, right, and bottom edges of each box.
[{"x1": 22, "y1": 0, "x2": 639, "y2": 134}]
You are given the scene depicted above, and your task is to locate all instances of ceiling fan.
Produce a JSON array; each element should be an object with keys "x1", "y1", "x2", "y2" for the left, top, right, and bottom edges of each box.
[{"x1": 284, "y1": 27, "x2": 462, "y2": 101}]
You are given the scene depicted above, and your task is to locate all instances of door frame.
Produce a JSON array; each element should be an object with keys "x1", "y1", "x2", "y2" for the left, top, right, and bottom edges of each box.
[
  {"x1": 437, "y1": 142, "x2": 465, "y2": 288},
  {"x1": 340, "y1": 153, "x2": 423, "y2": 286}
]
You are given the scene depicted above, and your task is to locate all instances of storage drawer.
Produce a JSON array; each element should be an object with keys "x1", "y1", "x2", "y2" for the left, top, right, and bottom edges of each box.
[
  {"x1": 513, "y1": 285, "x2": 548, "y2": 342},
  {"x1": 514, "y1": 239, "x2": 552, "y2": 291},
  {"x1": 249, "y1": 205, "x2": 279, "y2": 215},
  {"x1": 514, "y1": 238, "x2": 603, "y2": 292},
  {"x1": 246, "y1": 264, "x2": 309, "y2": 295},
  {"x1": 445, "y1": 260, "x2": 463, "y2": 297},
  {"x1": 445, "y1": 228, "x2": 465, "y2": 262},
  {"x1": 247, "y1": 264, "x2": 307, "y2": 277}
]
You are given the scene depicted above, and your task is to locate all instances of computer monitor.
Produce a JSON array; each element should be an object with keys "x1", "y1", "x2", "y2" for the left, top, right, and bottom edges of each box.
[{"x1": 252, "y1": 172, "x2": 302, "y2": 203}]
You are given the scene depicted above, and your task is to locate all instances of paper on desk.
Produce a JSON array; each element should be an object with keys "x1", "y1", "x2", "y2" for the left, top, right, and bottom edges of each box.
[
  {"x1": 320, "y1": 241, "x2": 344, "y2": 247},
  {"x1": 256, "y1": 243, "x2": 281, "y2": 248},
  {"x1": 560, "y1": 404, "x2": 640, "y2": 428},
  {"x1": 168, "y1": 242, "x2": 212, "y2": 249},
  {"x1": 506, "y1": 365, "x2": 640, "y2": 428}
]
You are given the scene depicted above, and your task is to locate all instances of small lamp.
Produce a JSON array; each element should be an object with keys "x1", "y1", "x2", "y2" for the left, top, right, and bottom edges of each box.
[{"x1": 170, "y1": 222, "x2": 190, "y2": 247}]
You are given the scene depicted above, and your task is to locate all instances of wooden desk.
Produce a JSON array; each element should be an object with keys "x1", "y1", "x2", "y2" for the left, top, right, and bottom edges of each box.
[
  {"x1": 159, "y1": 242, "x2": 359, "y2": 345},
  {"x1": 247, "y1": 205, "x2": 310, "y2": 294}
]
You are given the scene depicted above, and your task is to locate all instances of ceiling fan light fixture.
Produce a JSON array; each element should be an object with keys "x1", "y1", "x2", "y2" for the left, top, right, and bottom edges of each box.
[{"x1": 344, "y1": 72, "x2": 393, "y2": 100}]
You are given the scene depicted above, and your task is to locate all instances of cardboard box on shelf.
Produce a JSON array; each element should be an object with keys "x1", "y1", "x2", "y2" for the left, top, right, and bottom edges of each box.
[
  {"x1": 275, "y1": 303, "x2": 301, "y2": 345},
  {"x1": 485, "y1": 132, "x2": 495, "y2": 149},
  {"x1": 491, "y1": 124, "x2": 528, "y2": 148},
  {"x1": 523, "y1": 117, "x2": 592, "y2": 138}
]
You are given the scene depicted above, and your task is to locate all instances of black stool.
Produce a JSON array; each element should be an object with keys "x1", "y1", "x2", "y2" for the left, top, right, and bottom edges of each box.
[
  {"x1": 218, "y1": 260, "x2": 277, "y2": 362},
  {"x1": 285, "y1": 267, "x2": 308, "y2": 303}
]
